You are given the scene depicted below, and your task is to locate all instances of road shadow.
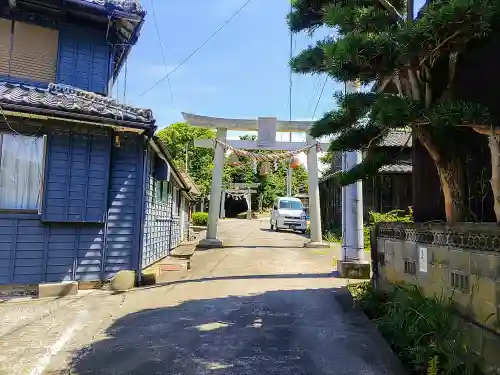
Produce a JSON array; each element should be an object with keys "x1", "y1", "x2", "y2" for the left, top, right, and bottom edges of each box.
[
  {"x1": 138, "y1": 272, "x2": 336, "y2": 291},
  {"x1": 62, "y1": 288, "x2": 407, "y2": 375}
]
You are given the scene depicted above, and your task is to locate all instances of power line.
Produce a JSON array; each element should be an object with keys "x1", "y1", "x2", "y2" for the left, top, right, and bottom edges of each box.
[
  {"x1": 312, "y1": 75, "x2": 328, "y2": 119},
  {"x1": 149, "y1": 0, "x2": 176, "y2": 108},
  {"x1": 123, "y1": 58, "x2": 128, "y2": 104},
  {"x1": 137, "y1": 0, "x2": 254, "y2": 99},
  {"x1": 306, "y1": 75, "x2": 322, "y2": 116},
  {"x1": 288, "y1": 1, "x2": 293, "y2": 125}
]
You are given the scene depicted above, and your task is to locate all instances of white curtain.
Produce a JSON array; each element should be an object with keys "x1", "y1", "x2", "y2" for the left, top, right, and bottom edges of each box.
[{"x1": 0, "y1": 134, "x2": 44, "y2": 210}]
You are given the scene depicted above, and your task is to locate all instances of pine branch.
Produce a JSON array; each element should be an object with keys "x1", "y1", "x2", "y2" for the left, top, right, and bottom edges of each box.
[
  {"x1": 288, "y1": 0, "x2": 331, "y2": 32},
  {"x1": 322, "y1": 31, "x2": 400, "y2": 83},
  {"x1": 329, "y1": 123, "x2": 386, "y2": 152},
  {"x1": 333, "y1": 147, "x2": 403, "y2": 186},
  {"x1": 324, "y1": 5, "x2": 400, "y2": 34},
  {"x1": 309, "y1": 92, "x2": 378, "y2": 138},
  {"x1": 291, "y1": 41, "x2": 329, "y2": 75}
]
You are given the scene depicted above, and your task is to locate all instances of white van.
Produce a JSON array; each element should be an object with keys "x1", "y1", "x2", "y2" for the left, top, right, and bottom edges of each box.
[{"x1": 270, "y1": 197, "x2": 307, "y2": 233}]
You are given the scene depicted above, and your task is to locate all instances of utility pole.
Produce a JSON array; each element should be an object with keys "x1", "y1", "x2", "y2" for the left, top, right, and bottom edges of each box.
[
  {"x1": 286, "y1": 132, "x2": 293, "y2": 196},
  {"x1": 185, "y1": 143, "x2": 189, "y2": 173},
  {"x1": 341, "y1": 80, "x2": 364, "y2": 263}
]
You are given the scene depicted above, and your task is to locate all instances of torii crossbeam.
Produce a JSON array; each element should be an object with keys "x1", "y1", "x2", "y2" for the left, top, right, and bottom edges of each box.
[{"x1": 183, "y1": 112, "x2": 330, "y2": 249}]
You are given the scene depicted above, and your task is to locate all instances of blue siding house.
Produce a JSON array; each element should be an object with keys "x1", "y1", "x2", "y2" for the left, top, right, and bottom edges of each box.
[{"x1": 0, "y1": 0, "x2": 196, "y2": 289}]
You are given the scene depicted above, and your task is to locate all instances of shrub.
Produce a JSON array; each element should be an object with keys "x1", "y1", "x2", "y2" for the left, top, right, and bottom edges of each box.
[
  {"x1": 191, "y1": 212, "x2": 208, "y2": 226},
  {"x1": 364, "y1": 207, "x2": 414, "y2": 251},
  {"x1": 348, "y1": 282, "x2": 483, "y2": 375},
  {"x1": 324, "y1": 227, "x2": 342, "y2": 243},
  {"x1": 368, "y1": 207, "x2": 413, "y2": 224},
  {"x1": 322, "y1": 208, "x2": 413, "y2": 250}
]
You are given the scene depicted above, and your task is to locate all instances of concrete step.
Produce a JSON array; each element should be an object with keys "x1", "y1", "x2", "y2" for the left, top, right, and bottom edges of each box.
[{"x1": 170, "y1": 243, "x2": 196, "y2": 259}]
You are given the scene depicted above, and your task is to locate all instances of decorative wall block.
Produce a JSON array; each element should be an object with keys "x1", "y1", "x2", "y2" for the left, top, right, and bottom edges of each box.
[{"x1": 449, "y1": 249, "x2": 471, "y2": 274}]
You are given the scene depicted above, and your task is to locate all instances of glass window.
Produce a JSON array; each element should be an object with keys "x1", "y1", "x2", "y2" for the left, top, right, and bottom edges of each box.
[
  {"x1": 155, "y1": 180, "x2": 162, "y2": 201},
  {"x1": 279, "y1": 200, "x2": 303, "y2": 210},
  {"x1": 162, "y1": 182, "x2": 169, "y2": 202},
  {"x1": 172, "y1": 186, "x2": 179, "y2": 216},
  {"x1": 0, "y1": 133, "x2": 45, "y2": 210}
]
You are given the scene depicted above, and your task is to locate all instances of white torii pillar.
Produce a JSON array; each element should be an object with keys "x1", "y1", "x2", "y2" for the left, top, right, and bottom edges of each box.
[
  {"x1": 203, "y1": 127, "x2": 227, "y2": 248},
  {"x1": 183, "y1": 113, "x2": 329, "y2": 248}
]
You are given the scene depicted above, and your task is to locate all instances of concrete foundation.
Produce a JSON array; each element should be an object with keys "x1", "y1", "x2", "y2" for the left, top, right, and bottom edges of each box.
[
  {"x1": 38, "y1": 281, "x2": 78, "y2": 299},
  {"x1": 197, "y1": 238, "x2": 223, "y2": 249},
  {"x1": 337, "y1": 261, "x2": 371, "y2": 279},
  {"x1": 304, "y1": 241, "x2": 331, "y2": 249}
]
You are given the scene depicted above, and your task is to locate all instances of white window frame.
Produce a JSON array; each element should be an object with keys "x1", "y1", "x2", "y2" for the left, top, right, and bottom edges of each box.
[
  {"x1": 0, "y1": 133, "x2": 46, "y2": 212},
  {"x1": 172, "y1": 186, "x2": 179, "y2": 217}
]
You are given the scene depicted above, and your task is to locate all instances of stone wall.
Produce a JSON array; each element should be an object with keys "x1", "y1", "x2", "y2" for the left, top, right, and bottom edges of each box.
[{"x1": 374, "y1": 222, "x2": 500, "y2": 369}]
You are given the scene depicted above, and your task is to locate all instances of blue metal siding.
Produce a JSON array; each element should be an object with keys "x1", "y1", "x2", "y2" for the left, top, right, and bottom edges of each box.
[
  {"x1": 141, "y1": 151, "x2": 173, "y2": 269},
  {"x1": 0, "y1": 214, "x2": 105, "y2": 283},
  {"x1": 103, "y1": 133, "x2": 144, "y2": 279},
  {"x1": 42, "y1": 130, "x2": 111, "y2": 224},
  {"x1": 57, "y1": 24, "x2": 110, "y2": 95},
  {"x1": 0, "y1": 130, "x2": 145, "y2": 285}
]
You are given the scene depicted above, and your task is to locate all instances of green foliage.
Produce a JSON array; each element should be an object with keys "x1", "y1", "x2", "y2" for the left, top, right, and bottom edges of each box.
[
  {"x1": 289, "y1": 0, "x2": 499, "y2": 189},
  {"x1": 364, "y1": 208, "x2": 413, "y2": 250},
  {"x1": 223, "y1": 134, "x2": 309, "y2": 210},
  {"x1": 368, "y1": 207, "x2": 414, "y2": 224},
  {"x1": 323, "y1": 208, "x2": 413, "y2": 249},
  {"x1": 156, "y1": 123, "x2": 215, "y2": 197},
  {"x1": 323, "y1": 227, "x2": 342, "y2": 243},
  {"x1": 191, "y1": 212, "x2": 208, "y2": 226},
  {"x1": 348, "y1": 282, "x2": 483, "y2": 375}
]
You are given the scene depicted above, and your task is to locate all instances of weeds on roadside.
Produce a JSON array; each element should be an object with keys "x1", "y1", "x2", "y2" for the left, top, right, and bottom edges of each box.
[{"x1": 348, "y1": 282, "x2": 483, "y2": 375}]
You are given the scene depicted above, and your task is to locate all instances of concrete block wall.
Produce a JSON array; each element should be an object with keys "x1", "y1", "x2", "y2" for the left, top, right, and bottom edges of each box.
[{"x1": 375, "y1": 222, "x2": 500, "y2": 368}]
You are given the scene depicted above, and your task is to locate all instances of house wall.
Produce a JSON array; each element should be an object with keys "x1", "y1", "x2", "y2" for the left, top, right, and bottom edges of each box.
[
  {"x1": 141, "y1": 151, "x2": 172, "y2": 269},
  {"x1": 56, "y1": 24, "x2": 111, "y2": 95},
  {"x1": 0, "y1": 125, "x2": 145, "y2": 284},
  {"x1": 374, "y1": 222, "x2": 500, "y2": 369},
  {"x1": 140, "y1": 150, "x2": 185, "y2": 269},
  {"x1": 0, "y1": 15, "x2": 112, "y2": 95}
]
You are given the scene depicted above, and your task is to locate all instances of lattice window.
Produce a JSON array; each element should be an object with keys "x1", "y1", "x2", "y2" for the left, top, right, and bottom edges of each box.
[
  {"x1": 404, "y1": 260, "x2": 416, "y2": 275},
  {"x1": 451, "y1": 272, "x2": 469, "y2": 292}
]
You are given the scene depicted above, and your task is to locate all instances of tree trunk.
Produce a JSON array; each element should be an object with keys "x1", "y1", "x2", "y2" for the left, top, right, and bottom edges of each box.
[
  {"x1": 488, "y1": 133, "x2": 500, "y2": 223},
  {"x1": 435, "y1": 157, "x2": 468, "y2": 223},
  {"x1": 471, "y1": 126, "x2": 500, "y2": 223},
  {"x1": 417, "y1": 128, "x2": 468, "y2": 223}
]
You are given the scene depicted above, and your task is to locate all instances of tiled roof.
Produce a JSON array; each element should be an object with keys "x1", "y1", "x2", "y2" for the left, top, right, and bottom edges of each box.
[
  {"x1": 379, "y1": 130, "x2": 412, "y2": 147},
  {"x1": 71, "y1": 0, "x2": 145, "y2": 15},
  {"x1": 378, "y1": 163, "x2": 412, "y2": 173},
  {"x1": 0, "y1": 82, "x2": 155, "y2": 125},
  {"x1": 319, "y1": 161, "x2": 411, "y2": 183}
]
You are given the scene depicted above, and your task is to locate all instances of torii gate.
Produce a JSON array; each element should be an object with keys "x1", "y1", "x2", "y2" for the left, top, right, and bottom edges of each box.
[
  {"x1": 222, "y1": 183, "x2": 259, "y2": 220},
  {"x1": 183, "y1": 113, "x2": 330, "y2": 248}
]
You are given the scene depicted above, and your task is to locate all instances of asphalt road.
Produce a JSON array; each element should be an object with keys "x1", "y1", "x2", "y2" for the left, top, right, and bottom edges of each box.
[{"x1": 0, "y1": 219, "x2": 407, "y2": 375}]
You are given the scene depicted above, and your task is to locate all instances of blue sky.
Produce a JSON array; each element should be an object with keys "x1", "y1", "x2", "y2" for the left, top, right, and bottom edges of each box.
[
  {"x1": 114, "y1": 0, "x2": 340, "y2": 133},
  {"x1": 115, "y1": 0, "x2": 427, "y2": 146}
]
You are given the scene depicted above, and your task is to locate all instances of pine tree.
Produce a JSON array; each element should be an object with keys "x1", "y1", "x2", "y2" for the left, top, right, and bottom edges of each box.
[{"x1": 289, "y1": 0, "x2": 500, "y2": 223}]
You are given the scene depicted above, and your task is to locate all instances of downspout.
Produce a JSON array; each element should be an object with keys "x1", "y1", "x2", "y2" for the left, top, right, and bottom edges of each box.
[
  {"x1": 168, "y1": 182, "x2": 174, "y2": 254},
  {"x1": 136, "y1": 138, "x2": 149, "y2": 284}
]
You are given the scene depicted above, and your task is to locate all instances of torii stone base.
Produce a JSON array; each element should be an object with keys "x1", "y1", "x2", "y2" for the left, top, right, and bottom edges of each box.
[
  {"x1": 304, "y1": 241, "x2": 330, "y2": 249},
  {"x1": 197, "y1": 238, "x2": 224, "y2": 249}
]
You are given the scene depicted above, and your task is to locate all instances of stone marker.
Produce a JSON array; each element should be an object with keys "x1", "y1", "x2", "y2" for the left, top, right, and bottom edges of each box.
[
  {"x1": 111, "y1": 270, "x2": 136, "y2": 291},
  {"x1": 38, "y1": 281, "x2": 78, "y2": 299}
]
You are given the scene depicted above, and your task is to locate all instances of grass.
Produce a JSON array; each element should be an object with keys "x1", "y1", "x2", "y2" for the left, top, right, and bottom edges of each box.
[{"x1": 348, "y1": 282, "x2": 484, "y2": 375}]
